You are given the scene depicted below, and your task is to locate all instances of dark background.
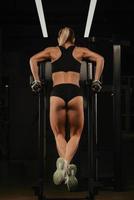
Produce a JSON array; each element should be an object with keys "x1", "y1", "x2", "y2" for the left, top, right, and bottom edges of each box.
[{"x1": 0, "y1": 0, "x2": 134, "y2": 192}]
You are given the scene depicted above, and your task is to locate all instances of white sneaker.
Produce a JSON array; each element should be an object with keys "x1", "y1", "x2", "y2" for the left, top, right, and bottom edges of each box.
[
  {"x1": 53, "y1": 157, "x2": 66, "y2": 185},
  {"x1": 65, "y1": 164, "x2": 78, "y2": 191}
]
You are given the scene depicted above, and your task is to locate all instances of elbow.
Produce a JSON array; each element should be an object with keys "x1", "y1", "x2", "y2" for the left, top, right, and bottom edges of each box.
[
  {"x1": 100, "y1": 56, "x2": 105, "y2": 65},
  {"x1": 29, "y1": 56, "x2": 33, "y2": 65},
  {"x1": 29, "y1": 56, "x2": 36, "y2": 65}
]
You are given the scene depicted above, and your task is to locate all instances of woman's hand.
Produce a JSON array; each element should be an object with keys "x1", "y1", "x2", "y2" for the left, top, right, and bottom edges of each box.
[
  {"x1": 91, "y1": 80, "x2": 102, "y2": 93},
  {"x1": 31, "y1": 80, "x2": 42, "y2": 93}
]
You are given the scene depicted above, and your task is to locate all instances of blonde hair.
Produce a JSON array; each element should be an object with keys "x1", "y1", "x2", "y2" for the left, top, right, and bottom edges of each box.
[{"x1": 58, "y1": 27, "x2": 75, "y2": 46}]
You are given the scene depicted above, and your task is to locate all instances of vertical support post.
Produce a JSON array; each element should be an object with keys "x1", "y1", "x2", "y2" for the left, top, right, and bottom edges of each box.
[
  {"x1": 38, "y1": 91, "x2": 44, "y2": 200},
  {"x1": 94, "y1": 92, "x2": 98, "y2": 182},
  {"x1": 87, "y1": 62, "x2": 95, "y2": 200},
  {"x1": 37, "y1": 62, "x2": 47, "y2": 200},
  {"x1": 90, "y1": 61, "x2": 98, "y2": 183},
  {"x1": 113, "y1": 45, "x2": 122, "y2": 190}
]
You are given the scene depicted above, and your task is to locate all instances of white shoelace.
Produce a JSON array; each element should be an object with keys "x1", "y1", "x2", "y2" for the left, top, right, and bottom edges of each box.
[{"x1": 65, "y1": 172, "x2": 69, "y2": 184}]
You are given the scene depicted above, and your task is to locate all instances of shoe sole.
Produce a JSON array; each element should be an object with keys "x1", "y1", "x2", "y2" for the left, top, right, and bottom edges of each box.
[
  {"x1": 53, "y1": 157, "x2": 65, "y2": 185},
  {"x1": 66, "y1": 164, "x2": 78, "y2": 191},
  {"x1": 67, "y1": 176, "x2": 78, "y2": 191},
  {"x1": 53, "y1": 170, "x2": 64, "y2": 185}
]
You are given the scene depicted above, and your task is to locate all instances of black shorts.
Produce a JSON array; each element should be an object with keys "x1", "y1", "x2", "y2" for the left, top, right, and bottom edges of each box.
[{"x1": 50, "y1": 83, "x2": 83, "y2": 105}]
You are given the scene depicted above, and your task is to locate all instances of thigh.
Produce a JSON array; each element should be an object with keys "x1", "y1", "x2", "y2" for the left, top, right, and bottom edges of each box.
[
  {"x1": 67, "y1": 96, "x2": 84, "y2": 133},
  {"x1": 49, "y1": 96, "x2": 66, "y2": 136}
]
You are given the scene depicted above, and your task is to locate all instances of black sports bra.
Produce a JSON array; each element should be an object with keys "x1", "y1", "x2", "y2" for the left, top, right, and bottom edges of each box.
[{"x1": 51, "y1": 46, "x2": 81, "y2": 73}]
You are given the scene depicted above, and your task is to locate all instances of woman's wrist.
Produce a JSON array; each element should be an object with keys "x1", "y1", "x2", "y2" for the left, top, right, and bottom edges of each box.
[{"x1": 34, "y1": 79, "x2": 41, "y2": 83}]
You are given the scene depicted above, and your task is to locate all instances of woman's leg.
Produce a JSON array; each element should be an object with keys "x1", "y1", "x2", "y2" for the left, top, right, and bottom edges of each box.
[
  {"x1": 49, "y1": 96, "x2": 67, "y2": 158},
  {"x1": 65, "y1": 96, "x2": 84, "y2": 163}
]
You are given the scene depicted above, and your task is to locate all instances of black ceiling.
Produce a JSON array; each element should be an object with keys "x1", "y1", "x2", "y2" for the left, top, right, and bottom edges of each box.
[{"x1": 0, "y1": 0, "x2": 134, "y2": 40}]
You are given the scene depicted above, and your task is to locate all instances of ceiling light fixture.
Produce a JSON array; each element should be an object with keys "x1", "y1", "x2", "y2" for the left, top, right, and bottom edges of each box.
[
  {"x1": 35, "y1": 0, "x2": 48, "y2": 37},
  {"x1": 84, "y1": 0, "x2": 98, "y2": 37}
]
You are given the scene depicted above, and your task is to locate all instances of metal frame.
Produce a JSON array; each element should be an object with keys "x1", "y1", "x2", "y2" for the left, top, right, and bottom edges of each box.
[
  {"x1": 113, "y1": 45, "x2": 122, "y2": 190},
  {"x1": 32, "y1": 63, "x2": 47, "y2": 200},
  {"x1": 86, "y1": 62, "x2": 97, "y2": 200},
  {"x1": 32, "y1": 43, "x2": 122, "y2": 199}
]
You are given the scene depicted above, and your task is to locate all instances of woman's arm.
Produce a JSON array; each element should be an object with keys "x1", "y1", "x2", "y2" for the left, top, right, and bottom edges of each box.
[
  {"x1": 82, "y1": 47, "x2": 104, "y2": 81},
  {"x1": 29, "y1": 47, "x2": 51, "y2": 81}
]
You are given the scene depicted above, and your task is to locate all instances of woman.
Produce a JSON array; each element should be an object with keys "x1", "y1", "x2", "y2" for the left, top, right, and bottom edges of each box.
[{"x1": 29, "y1": 27, "x2": 104, "y2": 191}]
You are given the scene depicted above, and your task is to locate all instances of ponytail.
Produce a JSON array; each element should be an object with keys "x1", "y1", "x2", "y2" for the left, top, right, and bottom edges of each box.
[{"x1": 58, "y1": 27, "x2": 75, "y2": 46}]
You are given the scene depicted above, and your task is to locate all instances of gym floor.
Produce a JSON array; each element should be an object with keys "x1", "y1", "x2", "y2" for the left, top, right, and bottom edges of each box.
[{"x1": 0, "y1": 183, "x2": 134, "y2": 200}]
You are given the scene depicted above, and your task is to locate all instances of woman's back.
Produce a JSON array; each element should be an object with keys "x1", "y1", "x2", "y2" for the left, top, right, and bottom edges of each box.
[{"x1": 50, "y1": 44, "x2": 82, "y2": 86}]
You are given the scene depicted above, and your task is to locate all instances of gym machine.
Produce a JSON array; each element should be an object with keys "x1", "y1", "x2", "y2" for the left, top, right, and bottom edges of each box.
[{"x1": 31, "y1": 43, "x2": 121, "y2": 200}]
